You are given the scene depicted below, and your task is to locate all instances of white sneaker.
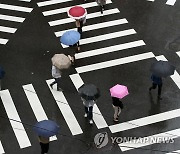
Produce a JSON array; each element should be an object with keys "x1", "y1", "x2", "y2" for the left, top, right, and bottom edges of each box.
[
  {"x1": 84, "y1": 113, "x2": 88, "y2": 118},
  {"x1": 89, "y1": 120, "x2": 93, "y2": 124}
]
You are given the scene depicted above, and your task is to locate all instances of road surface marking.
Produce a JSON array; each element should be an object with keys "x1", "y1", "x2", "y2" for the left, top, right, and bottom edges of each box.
[
  {"x1": 0, "y1": 3, "x2": 33, "y2": 13},
  {"x1": 75, "y1": 52, "x2": 155, "y2": 73},
  {"x1": 49, "y1": 8, "x2": 119, "y2": 26},
  {"x1": 0, "y1": 14, "x2": 25, "y2": 22},
  {"x1": 119, "y1": 128, "x2": 180, "y2": 151},
  {"x1": 46, "y1": 79, "x2": 83, "y2": 135},
  {"x1": 0, "y1": 26, "x2": 16, "y2": 33},
  {"x1": 55, "y1": 18, "x2": 128, "y2": 37},
  {"x1": 0, "y1": 90, "x2": 31, "y2": 148},
  {"x1": 23, "y1": 84, "x2": 57, "y2": 141},
  {"x1": 109, "y1": 108, "x2": 180, "y2": 133},
  {"x1": 42, "y1": 0, "x2": 112, "y2": 16},
  {"x1": 75, "y1": 40, "x2": 145, "y2": 59},
  {"x1": 61, "y1": 29, "x2": 136, "y2": 48}
]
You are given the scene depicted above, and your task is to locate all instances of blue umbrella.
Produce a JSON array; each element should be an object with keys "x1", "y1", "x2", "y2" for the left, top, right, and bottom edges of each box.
[
  {"x1": 60, "y1": 30, "x2": 80, "y2": 46},
  {"x1": 33, "y1": 120, "x2": 60, "y2": 137}
]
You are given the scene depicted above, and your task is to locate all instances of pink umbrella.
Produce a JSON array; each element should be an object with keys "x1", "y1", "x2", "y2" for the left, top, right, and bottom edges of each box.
[
  {"x1": 67, "y1": 6, "x2": 87, "y2": 19},
  {"x1": 110, "y1": 84, "x2": 129, "y2": 99}
]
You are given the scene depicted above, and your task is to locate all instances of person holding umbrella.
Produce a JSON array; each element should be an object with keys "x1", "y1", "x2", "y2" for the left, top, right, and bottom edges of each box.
[
  {"x1": 149, "y1": 60, "x2": 176, "y2": 100},
  {"x1": 67, "y1": 6, "x2": 87, "y2": 38},
  {"x1": 110, "y1": 84, "x2": 129, "y2": 122},
  {"x1": 33, "y1": 120, "x2": 60, "y2": 154},
  {"x1": 149, "y1": 74, "x2": 163, "y2": 100},
  {"x1": 78, "y1": 84, "x2": 100, "y2": 125},
  {"x1": 38, "y1": 136, "x2": 49, "y2": 154},
  {"x1": 60, "y1": 30, "x2": 81, "y2": 63},
  {"x1": 111, "y1": 97, "x2": 123, "y2": 122}
]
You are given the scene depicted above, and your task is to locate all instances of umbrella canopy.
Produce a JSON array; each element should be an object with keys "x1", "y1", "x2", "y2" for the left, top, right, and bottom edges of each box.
[
  {"x1": 78, "y1": 84, "x2": 100, "y2": 100},
  {"x1": 68, "y1": 6, "x2": 87, "y2": 19},
  {"x1": 33, "y1": 120, "x2": 60, "y2": 137},
  {"x1": 60, "y1": 30, "x2": 80, "y2": 46},
  {"x1": 150, "y1": 60, "x2": 175, "y2": 77},
  {"x1": 51, "y1": 54, "x2": 71, "y2": 69},
  {"x1": 110, "y1": 84, "x2": 129, "y2": 99}
]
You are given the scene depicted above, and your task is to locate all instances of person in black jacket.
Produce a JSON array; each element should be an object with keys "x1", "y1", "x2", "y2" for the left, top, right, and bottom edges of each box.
[
  {"x1": 149, "y1": 74, "x2": 163, "y2": 100},
  {"x1": 112, "y1": 97, "x2": 123, "y2": 122}
]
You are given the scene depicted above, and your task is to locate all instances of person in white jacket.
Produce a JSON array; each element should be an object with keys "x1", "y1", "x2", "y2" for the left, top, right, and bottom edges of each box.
[
  {"x1": 81, "y1": 97, "x2": 96, "y2": 124},
  {"x1": 50, "y1": 65, "x2": 62, "y2": 91}
]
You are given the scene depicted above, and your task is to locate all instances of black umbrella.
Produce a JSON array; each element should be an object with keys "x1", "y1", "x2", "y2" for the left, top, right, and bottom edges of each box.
[
  {"x1": 150, "y1": 60, "x2": 175, "y2": 77},
  {"x1": 78, "y1": 84, "x2": 100, "y2": 100}
]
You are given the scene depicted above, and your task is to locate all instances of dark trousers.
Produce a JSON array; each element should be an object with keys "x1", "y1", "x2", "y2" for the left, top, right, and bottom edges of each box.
[
  {"x1": 85, "y1": 106, "x2": 93, "y2": 120},
  {"x1": 149, "y1": 83, "x2": 162, "y2": 96},
  {"x1": 99, "y1": 5, "x2": 105, "y2": 13},
  {"x1": 50, "y1": 78, "x2": 61, "y2": 89},
  {"x1": 77, "y1": 27, "x2": 82, "y2": 36},
  {"x1": 40, "y1": 142, "x2": 49, "y2": 154}
]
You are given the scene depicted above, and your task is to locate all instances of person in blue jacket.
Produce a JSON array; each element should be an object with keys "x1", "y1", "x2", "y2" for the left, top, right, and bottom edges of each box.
[{"x1": 149, "y1": 74, "x2": 163, "y2": 99}]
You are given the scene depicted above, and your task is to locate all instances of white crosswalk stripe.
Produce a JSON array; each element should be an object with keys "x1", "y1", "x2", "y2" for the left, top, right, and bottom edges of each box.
[
  {"x1": 0, "y1": 2, "x2": 33, "y2": 45},
  {"x1": 119, "y1": 128, "x2": 180, "y2": 151},
  {"x1": 0, "y1": 26, "x2": 17, "y2": 33},
  {"x1": 61, "y1": 29, "x2": 137, "y2": 48},
  {"x1": 0, "y1": 14, "x2": 25, "y2": 22},
  {"x1": 46, "y1": 79, "x2": 83, "y2": 135},
  {"x1": 75, "y1": 40, "x2": 145, "y2": 59},
  {"x1": 41, "y1": 0, "x2": 112, "y2": 16},
  {"x1": 0, "y1": 141, "x2": 4, "y2": 154},
  {"x1": 75, "y1": 52, "x2": 155, "y2": 73},
  {"x1": 0, "y1": 3, "x2": 33, "y2": 12},
  {"x1": 55, "y1": 18, "x2": 128, "y2": 37},
  {"x1": 147, "y1": 0, "x2": 177, "y2": 6},
  {"x1": 166, "y1": 150, "x2": 180, "y2": 154},
  {"x1": 49, "y1": 8, "x2": 120, "y2": 26},
  {"x1": 38, "y1": 0, "x2": 74, "y2": 7},
  {"x1": 0, "y1": 90, "x2": 31, "y2": 149}
]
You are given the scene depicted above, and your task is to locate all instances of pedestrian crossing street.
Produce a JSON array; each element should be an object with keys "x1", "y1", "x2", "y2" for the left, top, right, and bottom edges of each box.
[
  {"x1": 147, "y1": 0, "x2": 177, "y2": 6},
  {"x1": 0, "y1": 1, "x2": 33, "y2": 45},
  {"x1": 0, "y1": 0, "x2": 179, "y2": 153},
  {"x1": 0, "y1": 52, "x2": 179, "y2": 153}
]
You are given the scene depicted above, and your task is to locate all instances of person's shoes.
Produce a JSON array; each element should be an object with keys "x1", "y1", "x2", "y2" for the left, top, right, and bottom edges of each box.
[
  {"x1": 113, "y1": 118, "x2": 119, "y2": 122},
  {"x1": 77, "y1": 47, "x2": 80, "y2": 51},
  {"x1": 84, "y1": 113, "x2": 88, "y2": 118},
  {"x1": 89, "y1": 120, "x2": 93, "y2": 124},
  {"x1": 50, "y1": 84, "x2": 53, "y2": 89},
  {"x1": 57, "y1": 88, "x2": 63, "y2": 91}
]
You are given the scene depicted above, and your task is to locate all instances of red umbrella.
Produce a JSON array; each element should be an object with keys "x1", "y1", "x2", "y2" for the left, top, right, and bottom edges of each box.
[{"x1": 68, "y1": 6, "x2": 87, "y2": 19}]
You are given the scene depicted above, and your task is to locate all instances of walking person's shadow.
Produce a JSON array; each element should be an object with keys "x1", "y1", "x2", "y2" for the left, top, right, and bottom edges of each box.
[{"x1": 148, "y1": 92, "x2": 161, "y2": 115}]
